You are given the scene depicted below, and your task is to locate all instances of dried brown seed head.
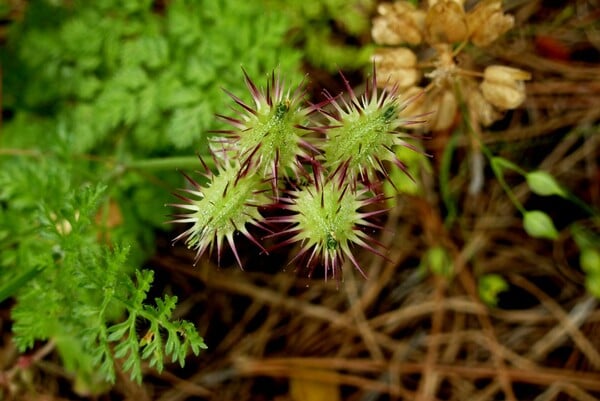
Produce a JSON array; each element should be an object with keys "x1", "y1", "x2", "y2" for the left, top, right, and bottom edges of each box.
[
  {"x1": 372, "y1": 47, "x2": 420, "y2": 88},
  {"x1": 480, "y1": 65, "x2": 531, "y2": 109},
  {"x1": 467, "y1": 0, "x2": 514, "y2": 47},
  {"x1": 465, "y1": 83, "x2": 499, "y2": 126},
  {"x1": 372, "y1": 2, "x2": 426, "y2": 46},
  {"x1": 425, "y1": 0, "x2": 468, "y2": 44},
  {"x1": 428, "y1": 89, "x2": 457, "y2": 130},
  {"x1": 428, "y1": 0, "x2": 465, "y2": 7}
]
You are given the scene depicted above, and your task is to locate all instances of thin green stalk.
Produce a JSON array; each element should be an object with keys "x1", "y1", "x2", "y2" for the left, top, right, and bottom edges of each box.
[
  {"x1": 0, "y1": 264, "x2": 45, "y2": 303},
  {"x1": 488, "y1": 155, "x2": 526, "y2": 215},
  {"x1": 440, "y1": 131, "x2": 460, "y2": 227},
  {"x1": 565, "y1": 192, "x2": 600, "y2": 218},
  {"x1": 124, "y1": 156, "x2": 213, "y2": 172},
  {"x1": 454, "y1": 82, "x2": 526, "y2": 216}
]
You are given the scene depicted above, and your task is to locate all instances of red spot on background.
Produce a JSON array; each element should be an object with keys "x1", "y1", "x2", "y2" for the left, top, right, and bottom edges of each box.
[{"x1": 535, "y1": 35, "x2": 571, "y2": 61}]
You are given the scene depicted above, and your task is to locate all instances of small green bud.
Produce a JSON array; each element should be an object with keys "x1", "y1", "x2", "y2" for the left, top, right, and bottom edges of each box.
[
  {"x1": 523, "y1": 210, "x2": 559, "y2": 240},
  {"x1": 586, "y1": 272, "x2": 600, "y2": 298},
  {"x1": 422, "y1": 246, "x2": 453, "y2": 277},
  {"x1": 581, "y1": 248, "x2": 600, "y2": 274},
  {"x1": 383, "y1": 145, "x2": 428, "y2": 200},
  {"x1": 571, "y1": 223, "x2": 597, "y2": 249},
  {"x1": 526, "y1": 171, "x2": 566, "y2": 198},
  {"x1": 478, "y1": 274, "x2": 508, "y2": 307}
]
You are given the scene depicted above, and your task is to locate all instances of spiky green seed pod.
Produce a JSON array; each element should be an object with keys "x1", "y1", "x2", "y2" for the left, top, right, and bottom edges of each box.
[
  {"x1": 270, "y1": 171, "x2": 388, "y2": 280},
  {"x1": 214, "y1": 70, "x2": 319, "y2": 191},
  {"x1": 172, "y1": 68, "x2": 420, "y2": 274},
  {"x1": 320, "y1": 70, "x2": 417, "y2": 186},
  {"x1": 169, "y1": 160, "x2": 270, "y2": 267}
]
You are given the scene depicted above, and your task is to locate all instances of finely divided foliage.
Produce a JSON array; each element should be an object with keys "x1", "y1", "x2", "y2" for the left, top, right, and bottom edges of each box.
[
  {"x1": 4, "y1": 159, "x2": 206, "y2": 386},
  {"x1": 172, "y1": 68, "x2": 417, "y2": 278}
]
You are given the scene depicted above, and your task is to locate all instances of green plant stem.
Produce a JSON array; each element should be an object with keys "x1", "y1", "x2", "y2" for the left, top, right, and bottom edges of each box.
[
  {"x1": 0, "y1": 150, "x2": 209, "y2": 174},
  {"x1": 0, "y1": 265, "x2": 45, "y2": 303},
  {"x1": 124, "y1": 156, "x2": 213, "y2": 172},
  {"x1": 0, "y1": 149, "x2": 43, "y2": 157},
  {"x1": 484, "y1": 151, "x2": 527, "y2": 216},
  {"x1": 488, "y1": 156, "x2": 527, "y2": 176},
  {"x1": 440, "y1": 132, "x2": 459, "y2": 227},
  {"x1": 454, "y1": 81, "x2": 525, "y2": 216},
  {"x1": 565, "y1": 193, "x2": 600, "y2": 218},
  {"x1": 485, "y1": 153, "x2": 598, "y2": 218}
]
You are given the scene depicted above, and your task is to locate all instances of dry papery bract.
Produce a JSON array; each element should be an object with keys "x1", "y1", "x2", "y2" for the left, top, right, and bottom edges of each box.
[{"x1": 372, "y1": 0, "x2": 530, "y2": 130}]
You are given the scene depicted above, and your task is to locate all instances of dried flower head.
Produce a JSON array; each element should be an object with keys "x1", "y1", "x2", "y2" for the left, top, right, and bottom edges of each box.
[
  {"x1": 429, "y1": 88, "x2": 458, "y2": 131},
  {"x1": 372, "y1": 2, "x2": 426, "y2": 46},
  {"x1": 428, "y1": 0, "x2": 465, "y2": 6},
  {"x1": 467, "y1": 0, "x2": 515, "y2": 47},
  {"x1": 372, "y1": 0, "x2": 529, "y2": 129},
  {"x1": 372, "y1": 47, "x2": 420, "y2": 89},
  {"x1": 425, "y1": 0, "x2": 468, "y2": 44},
  {"x1": 464, "y1": 79, "x2": 498, "y2": 126},
  {"x1": 480, "y1": 65, "x2": 531, "y2": 109}
]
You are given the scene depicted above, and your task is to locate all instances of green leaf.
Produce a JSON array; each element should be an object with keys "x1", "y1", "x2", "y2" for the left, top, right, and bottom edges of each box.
[
  {"x1": 0, "y1": 264, "x2": 45, "y2": 303},
  {"x1": 137, "y1": 84, "x2": 159, "y2": 119},
  {"x1": 107, "y1": 320, "x2": 131, "y2": 342},
  {"x1": 478, "y1": 274, "x2": 508, "y2": 307},
  {"x1": 586, "y1": 272, "x2": 600, "y2": 298},
  {"x1": 120, "y1": 341, "x2": 142, "y2": 382},
  {"x1": 166, "y1": 105, "x2": 206, "y2": 149},
  {"x1": 526, "y1": 171, "x2": 567, "y2": 198},
  {"x1": 190, "y1": 337, "x2": 208, "y2": 354},
  {"x1": 120, "y1": 35, "x2": 169, "y2": 69},
  {"x1": 76, "y1": 75, "x2": 102, "y2": 99},
  {"x1": 490, "y1": 156, "x2": 524, "y2": 174},
  {"x1": 581, "y1": 248, "x2": 600, "y2": 274},
  {"x1": 113, "y1": 67, "x2": 149, "y2": 91},
  {"x1": 121, "y1": 0, "x2": 154, "y2": 14},
  {"x1": 60, "y1": 16, "x2": 103, "y2": 59},
  {"x1": 168, "y1": 88, "x2": 203, "y2": 108},
  {"x1": 571, "y1": 223, "x2": 600, "y2": 250},
  {"x1": 421, "y1": 246, "x2": 453, "y2": 278},
  {"x1": 184, "y1": 56, "x2": 217, "y2": 86},
  {"x1": 383, "y1": 144, "x2": 428, "y2": 199},
  {"x1": 523, "y1": 210, "x2": 559, "y2": 240},
  {"x1": 113, "y1": 343, "x2": 130, "y2": 362},
  {"x1": 1, "y1": 0, "x2": 302, "y2": 385},
  {"x1": 141, "y1": 337, "x2": 159, "y2": 359},
  {"x1": 165, "y1": 329, "x2": 177, "y2": 355},
  {"x1": 133, "y1": 270, "x2": 153, "y2": 303},
  {"x1": 94, "y1": 86, "x2": 135, "y2": 131}
]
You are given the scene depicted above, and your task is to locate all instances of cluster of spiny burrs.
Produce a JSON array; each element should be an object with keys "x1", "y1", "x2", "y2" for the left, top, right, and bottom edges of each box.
[{"x1": 170, "y1": 68, "x2": 419, "y2": 280}]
